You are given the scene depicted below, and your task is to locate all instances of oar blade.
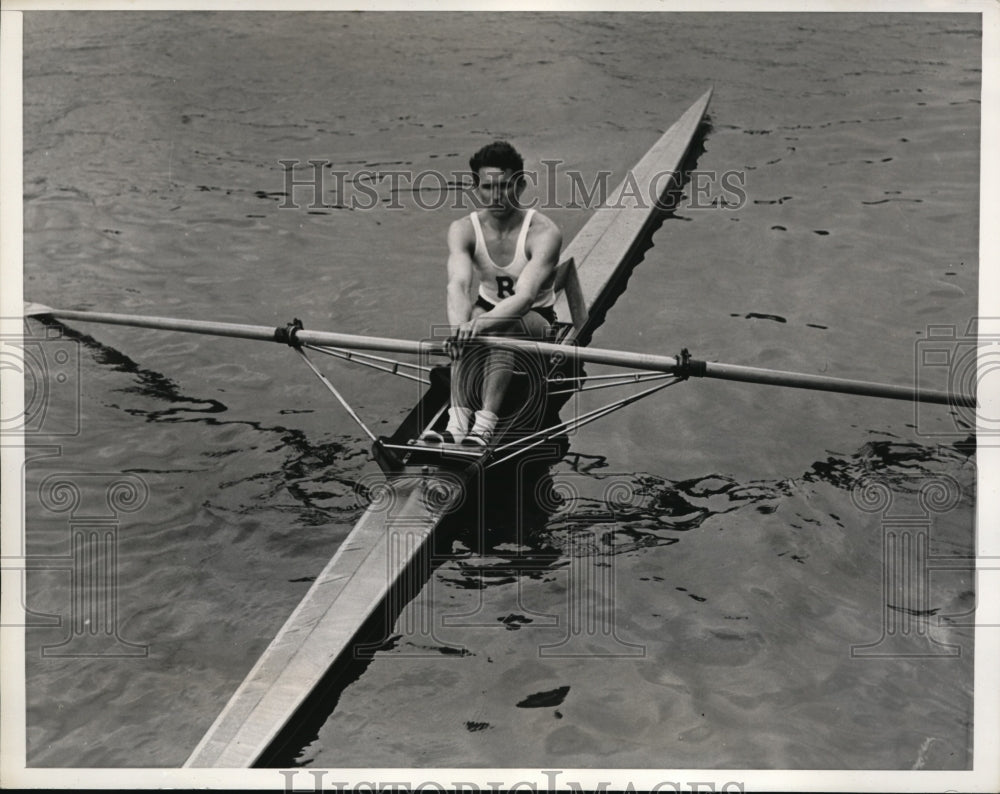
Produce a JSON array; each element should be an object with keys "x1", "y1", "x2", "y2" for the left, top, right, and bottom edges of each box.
[{"x1": 24, "y1": 302, "x2": 55, "y2": 317}]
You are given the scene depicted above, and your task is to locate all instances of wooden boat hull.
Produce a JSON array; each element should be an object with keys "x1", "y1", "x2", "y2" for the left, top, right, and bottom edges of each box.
[
  {"x1": 184, "y1": 478, "x2": 448, "y2": 767},
  {"x1": 183, "y1": 87, "x2": 713, "y2": 768}
]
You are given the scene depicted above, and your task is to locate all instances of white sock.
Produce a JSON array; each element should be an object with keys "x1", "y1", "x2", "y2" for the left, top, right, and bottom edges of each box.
[
  {"x1": 469, "y1": 409, "x2": 498, "y2": 439},
  {"x1": 445, "y1": 406, "x2": 473, "y2": 441}
]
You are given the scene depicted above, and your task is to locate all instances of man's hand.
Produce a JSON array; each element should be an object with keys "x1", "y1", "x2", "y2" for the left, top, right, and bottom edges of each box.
[{"x1": 447, "y1": 319, "x2": 478, "y2": 360}]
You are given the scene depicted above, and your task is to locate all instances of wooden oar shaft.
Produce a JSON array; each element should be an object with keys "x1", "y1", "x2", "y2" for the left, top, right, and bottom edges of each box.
[
  {"x1": 29, "y1": 306, "x2": 975, "y2": 408},
  {"x1": 31, "y1": 307, "x2": 287, "y2": 344},
  {"x1": 28, "y1": 305, "x2": 665, "y2": 362},
  {"x1": 701, "y1": 361, "x2": 972, "y2": 408}
]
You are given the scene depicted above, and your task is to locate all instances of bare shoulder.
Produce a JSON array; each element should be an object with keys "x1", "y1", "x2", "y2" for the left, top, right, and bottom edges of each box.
[
  {"x1": 527, "y1": 210, "x2": 562, "y2": 250},
  {"x1": 530, "y1": 210, "x2": 560, "y2": 235},
  {"x1": 447, "y1": 215, "x2": 476, "y2": 249},
  {"x1": 449, "y1": 215, "x2": 475, "y2": 235}
]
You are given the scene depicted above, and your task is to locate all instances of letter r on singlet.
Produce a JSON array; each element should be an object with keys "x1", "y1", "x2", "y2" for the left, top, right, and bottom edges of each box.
[{"x1": 496, "y1": 276, "x2": 515, "y2": 299}]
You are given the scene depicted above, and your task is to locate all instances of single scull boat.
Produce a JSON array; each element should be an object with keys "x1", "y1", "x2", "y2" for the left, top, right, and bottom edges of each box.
[
  {"x1": 184, "y1": 87, "x2": 714, "y2": 767},
  {"x1": 23, "y1": 86, "x2": 975, "y2": 768}
]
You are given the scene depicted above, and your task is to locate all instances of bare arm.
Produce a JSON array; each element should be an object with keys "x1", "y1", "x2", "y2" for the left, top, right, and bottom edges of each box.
[{"x1": 445, "y1": 219, "x2": 475, "y2": 328}]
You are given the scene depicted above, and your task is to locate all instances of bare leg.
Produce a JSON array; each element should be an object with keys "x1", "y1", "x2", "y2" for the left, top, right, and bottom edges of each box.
[
  {"x1": 475, "y1": 310, "x2": 550, "y2": 428},
  {"x1": 480, "y1": 348, "x2": 515, "y2": 416},
  {"x1": 421, "y1": 307, "x2": 492, "y2": 443},
  {"x1": 449, "y1": 304, "x2": 490, "y2": 412}
]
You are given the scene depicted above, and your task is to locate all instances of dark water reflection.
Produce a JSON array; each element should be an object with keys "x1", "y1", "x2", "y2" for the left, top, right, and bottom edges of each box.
[{"x1": 294, "y1": 433, "x2": 974, "y2": 769}]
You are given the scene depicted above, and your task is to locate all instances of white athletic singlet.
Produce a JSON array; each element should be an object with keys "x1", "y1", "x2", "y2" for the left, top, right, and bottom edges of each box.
[{"x1": 470, "y1": 209, "x2": 556, "y2": 308}]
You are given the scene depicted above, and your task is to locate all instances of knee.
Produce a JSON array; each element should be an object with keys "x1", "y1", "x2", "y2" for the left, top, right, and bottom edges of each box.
[
  {"x1": 489, "y1": 316, "x2": 529, "y2": 337},
  {"x1": 522, "y1": 314, "x2": 550, "y2": 340},
  {"x1": 488, "y1": 313, "x2": 548, "y2": 340}
]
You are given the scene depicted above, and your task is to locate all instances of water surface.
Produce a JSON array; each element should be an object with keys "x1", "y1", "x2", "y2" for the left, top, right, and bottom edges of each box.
[{"x1": 21, "y1": 10, "x2": 979, "y2": 772}]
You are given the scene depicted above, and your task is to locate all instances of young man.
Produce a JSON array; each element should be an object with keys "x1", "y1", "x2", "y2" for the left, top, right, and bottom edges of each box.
[{"x1": 421, "y1": 141, "x2": 562, "y2": 447}]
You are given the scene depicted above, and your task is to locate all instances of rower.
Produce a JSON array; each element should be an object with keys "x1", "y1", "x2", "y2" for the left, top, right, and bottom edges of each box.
[{"x1": 420, "y1": 140, "x2": 562, "y2": 447}]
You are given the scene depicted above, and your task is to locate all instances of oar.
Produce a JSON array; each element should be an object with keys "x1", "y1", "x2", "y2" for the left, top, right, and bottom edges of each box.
[{"x1": 24, "y1": 304, "x2": 976, "y2": 408}]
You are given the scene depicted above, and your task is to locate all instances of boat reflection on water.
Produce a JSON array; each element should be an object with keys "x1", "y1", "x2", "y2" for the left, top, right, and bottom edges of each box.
[{"x1": 256, "y1": 441, "x2": 570, "y2": 768}]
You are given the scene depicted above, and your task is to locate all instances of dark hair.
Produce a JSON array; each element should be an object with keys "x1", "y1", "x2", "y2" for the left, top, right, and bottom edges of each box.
[{"x1": 469, "y1": 140, "x2": 525, "y2": 185}]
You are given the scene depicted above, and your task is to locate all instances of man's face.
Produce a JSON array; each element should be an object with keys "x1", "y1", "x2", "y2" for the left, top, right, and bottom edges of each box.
[{"x1": 476, "y1": 167, "x2": 522, "y2": 214}]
